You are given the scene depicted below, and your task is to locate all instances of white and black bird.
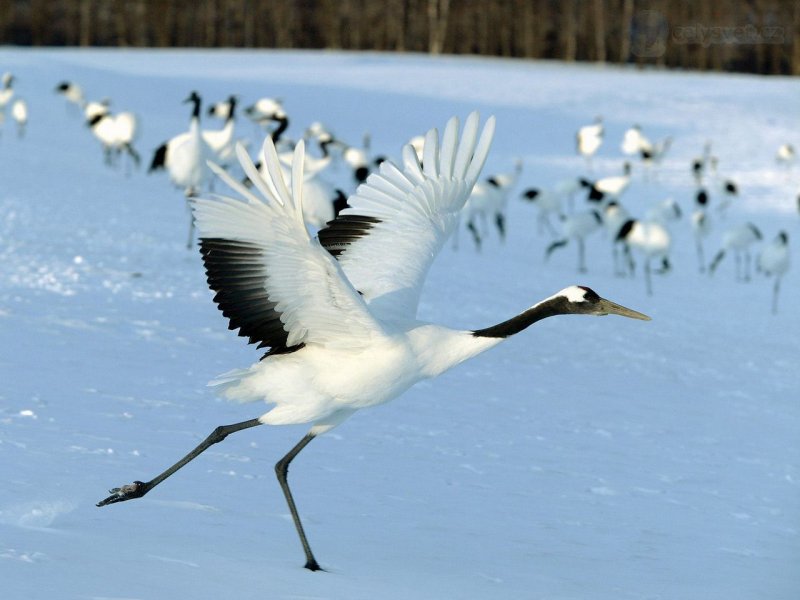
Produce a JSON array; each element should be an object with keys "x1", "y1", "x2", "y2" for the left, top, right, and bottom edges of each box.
[
  {"x1": 691, "y1": 188, "x2": 711, "y2": 273},
  {"x1": 11, "y1": 98, "x2": 27, "y2": 138},
  {"x1": 96, "y1": 113, "x2": 650, "y2": 571},
  {"x1": 202, "y1": 95, "x2": 240, "y2": 168},
  {"x1": 149, "y1": 91, "x2": 213, "y2": 192},
  {"x1": 520, "y1": 185, "x2": 566, "y2": 237},
  {"x1": 55, "y1": 80, "x2": 85, "y2": 112},
  {"x1": 149, "y1": 91, "x2": 214, "y2": 247},
  {"x1": 576, "y1": 116, "x2": 604, "y2": 166},
  {"x1": 615, "y1": 217, "x2": 672, "y2": 296},
  {"x1": 207, "y1": 97, "x2": 235, "y2": 120},
  {"x1": 757, "y1": 231, "x2": 790, "y2": 314},
  {"x1": 709, "y1": 222, "x2": 762, "y2": 281},
  {"x1": 716, "y1": 178, "x2": 739, "y2": 216},
  {"x1": 581, "y1": 162, "x2": 632, "y2": 204},
  {"x1": 621, "y1": 125, "x2": 649, "y2": 157},
  {"x1": 546, "y1": 209, "x2": 604, "y2": 272},
  {"x1": 244, "y1": 97, "x2": 289, "y2": 143},
  {"x1": 87, "y1": 107, "x2": 140, "y2": 171},
  {"x1": 639, "y1": 136, "x2": 672, "y2": 176},
  {"x1": 459, "y1": 159, "x2": 523, "y2": 250}
]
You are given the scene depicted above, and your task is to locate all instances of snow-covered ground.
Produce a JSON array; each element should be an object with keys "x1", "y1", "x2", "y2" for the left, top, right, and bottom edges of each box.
[{"x1": 0, "y1": 48, "x2": 798, "y2": 599}]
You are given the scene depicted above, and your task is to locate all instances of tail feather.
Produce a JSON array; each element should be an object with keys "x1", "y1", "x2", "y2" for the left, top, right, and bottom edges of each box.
[{"x1": 149, "y1": 142, "x2": 167, "y2": 172}]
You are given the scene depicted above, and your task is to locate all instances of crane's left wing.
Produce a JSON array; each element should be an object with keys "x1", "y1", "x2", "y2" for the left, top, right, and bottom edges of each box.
[{"x1": 318, "y1": 112, "x2": 495, "y2": 322}]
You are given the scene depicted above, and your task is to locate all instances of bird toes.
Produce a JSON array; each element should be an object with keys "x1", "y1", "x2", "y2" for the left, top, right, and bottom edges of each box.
[{"x1": 96, "y1": 480, "x2": 148, "y2": 507}]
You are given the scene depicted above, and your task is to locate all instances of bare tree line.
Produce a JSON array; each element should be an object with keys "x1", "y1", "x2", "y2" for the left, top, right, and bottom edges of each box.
[{"x1": 1, "y1": 0, "x2": 798, "y2": 75}]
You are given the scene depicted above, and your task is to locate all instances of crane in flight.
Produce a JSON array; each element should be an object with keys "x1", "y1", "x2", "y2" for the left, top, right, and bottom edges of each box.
[{"x1": 98, "y1": 113, "x2": 650, "y2": 571}]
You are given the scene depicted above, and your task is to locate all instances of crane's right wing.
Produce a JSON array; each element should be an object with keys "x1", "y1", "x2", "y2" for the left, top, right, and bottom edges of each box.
[
  {"x1": 317, "y1": 112, "x2": 495, "y2": 323},
  {"x1": 191, "y1": 140, "x2": 385, "y2": 356}
]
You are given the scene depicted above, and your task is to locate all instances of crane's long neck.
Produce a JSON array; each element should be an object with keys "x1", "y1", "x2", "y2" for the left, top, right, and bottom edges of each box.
[
  {"x1": 472, "y1": 295, "x2": 573, "y2": 339},
  {"x1": 271, "y1": 116, "x2": 289, "y2": 142},
  {"x1": 413, "y1": 296, "x2": 573, "y2": 380},
  {"x1": 189, "y1": 96, "x2": 201, "y2": 121}
]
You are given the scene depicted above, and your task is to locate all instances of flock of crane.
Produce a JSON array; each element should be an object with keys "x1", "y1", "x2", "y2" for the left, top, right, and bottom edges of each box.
[
  {"x1": 518, "y1": 116, "x2": 794, "y2": 310},
  {"x1": 35, "y1": 75, "x2": 793, "y2": 314},
  {"x1": 3, "y1": 66, "x2": 794, "y2": 570},
  {"x1": 0, "y1": 73, "x2": 775, "y2": 314}
]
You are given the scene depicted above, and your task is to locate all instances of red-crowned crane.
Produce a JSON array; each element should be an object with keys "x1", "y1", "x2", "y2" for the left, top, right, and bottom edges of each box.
[{"x1": 97, "y1": 113, "x2": 650, "y2": 571}]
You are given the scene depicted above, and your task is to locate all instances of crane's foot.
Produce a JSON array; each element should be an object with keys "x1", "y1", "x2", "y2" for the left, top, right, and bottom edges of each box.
[
  {"x1": 304, "y1": 558, "x2": 324, "y2": 572},
  {"x1": 96, "y1": 480, "x2": 150, "y2": 507}
]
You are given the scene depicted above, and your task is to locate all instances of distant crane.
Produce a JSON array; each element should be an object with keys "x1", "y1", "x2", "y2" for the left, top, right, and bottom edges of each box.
[
  {"x1": 709, "y1": 222, "x2": 762, "y2": 281},
  {"x1": 691, "y1": 188, "x2": 711, "y2": 273},
  {"x1": 97, "y1": 113, "x2": 650, "y2": 571},
  {"x1": 757, "y1": 231, "x2": 790, "y2": 314},
  {"x1": 577, "y1": 116, "x2": 603, "y2": 167},
  {"x1": 545, "y1": 209, "x2": 604, "y2": 272},
  {"x1": 148, "y1": 91, "x2": 214, "y2": 248}
]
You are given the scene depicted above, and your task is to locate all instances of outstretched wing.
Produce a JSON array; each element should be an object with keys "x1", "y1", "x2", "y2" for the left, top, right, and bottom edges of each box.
[
  {"x1": 191, "y1": 140, "x2": 385, "y2": 356},
  {"x1": 317, "y1": 112, "x2": 495, "y2": 322}
]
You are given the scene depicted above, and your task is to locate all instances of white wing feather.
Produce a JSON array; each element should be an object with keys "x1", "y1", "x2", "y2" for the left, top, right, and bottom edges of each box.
[{"x1": 319, "y1": 112, "x2": 495, "y2": 323}]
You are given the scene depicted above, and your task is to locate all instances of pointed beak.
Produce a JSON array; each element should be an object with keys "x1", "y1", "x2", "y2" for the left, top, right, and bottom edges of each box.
[{"x1": 597, "y1": 298, "x2": 651, "y2": 321}]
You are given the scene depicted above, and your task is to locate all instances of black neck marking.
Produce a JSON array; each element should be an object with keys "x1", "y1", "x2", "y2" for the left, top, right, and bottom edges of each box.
[
  {"x1": 189, "y1": 94, "x2": 201, "y2": 119},
  {"x1": 472, "y1": 295, "x2": 577, "y2": 339},
  {"x1": 271, "y1": 116, "x2": 289, "y2": 142}
]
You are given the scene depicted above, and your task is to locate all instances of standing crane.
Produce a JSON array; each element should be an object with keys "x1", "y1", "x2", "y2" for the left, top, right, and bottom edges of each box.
[{"x1": 97, "y1": 113, "x2": 650, "y2": 571}]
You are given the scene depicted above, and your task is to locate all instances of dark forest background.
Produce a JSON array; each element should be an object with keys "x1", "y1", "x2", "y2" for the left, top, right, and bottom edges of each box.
[{"x1": 1, "y1": 1, "x2": 799, "y2": 75}]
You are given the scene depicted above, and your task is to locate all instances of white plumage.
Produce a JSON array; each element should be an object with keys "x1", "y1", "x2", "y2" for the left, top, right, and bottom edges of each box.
[
  {"x1": 151, "y1": 91, "x2": 214, "y2": 196},
  {"x1": 709, "y1": 222, "x2": 762, "y2": 280},
  {"x1": 11, "y1": 98, "x2": 27, "y2": 137},
  {"x1": 520, "y1": 185, "x2": 568, "y2": 237},
  {"x1": 621, "y1": 125, "x2": 649, "y2": 156},
  {"x1": 55, "y1": 81, "x2": 85, "y2": 110},
  {"x1": 458, "y1": 159, "x2": 522, "y2": 250},
  {"x1": 200, "y1": 95, "x2": 239, "y2": 167},
  {"x1": 616, "y1": 217, "x2": 672, "y2": 295},
  {"x1": 546, "y1": 209, "x2": 603, "y2": 272},
  {"x1": 577, "y1": 116, "x2": 603, "y2": 163},
  {"x1": 88, "y1": 108, "x2": 139, "y2": 169}
]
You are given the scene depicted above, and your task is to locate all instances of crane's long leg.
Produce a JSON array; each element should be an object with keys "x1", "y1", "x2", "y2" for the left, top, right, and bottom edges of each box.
[
  {"x1": 696, "y1": 238, "x2": 706, "y2": 273},
  {"x1": 772, "y1": 277, "x2": 781, "y2": 314},
  {"x1": 275, "y1": 432, "x2": 321, "y2": 571},
  {"x1": 97, "y1": 418, "x2": 262, "y2": 507}
]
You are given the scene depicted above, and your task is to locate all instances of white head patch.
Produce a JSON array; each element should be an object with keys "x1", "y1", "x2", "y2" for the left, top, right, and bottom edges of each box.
[{"x1": 555, "y1": 285, "x2": 590, "y2": 303}]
